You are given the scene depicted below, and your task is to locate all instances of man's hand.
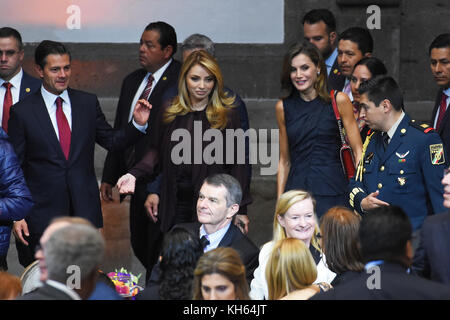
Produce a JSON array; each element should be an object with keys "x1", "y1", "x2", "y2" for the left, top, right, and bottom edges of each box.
[
  {"x1": 361, "y1": 190, "x2": 389, "y2": 211},
  {"x1": 13, "y1": 219, "x2": 29, "y2": 246},
  {"x1": 116, "y1": 173, "x2": 137, "y2": 194},
  {"x1": 100, "y1": 182, "x2": 113, "y2": 202},
  {"x1": 133, "y1": 99, "x2": 152, "y2": 126},
  {"x1": 144, "y1": 193, "x2": 160, "y2": 223},
  {"x1": 234, "y1": 214, "x2": 250, "y2": 234}
]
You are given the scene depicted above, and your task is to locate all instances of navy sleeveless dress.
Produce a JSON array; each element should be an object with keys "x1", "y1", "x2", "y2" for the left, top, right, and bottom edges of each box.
[{"x1": 283, "y1": 92, "x2": 349, "y2": 218}]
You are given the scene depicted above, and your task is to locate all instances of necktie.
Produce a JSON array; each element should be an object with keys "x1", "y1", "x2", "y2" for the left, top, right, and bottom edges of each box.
[
  {"x1": 436, "y1": 93, "x2": 448, "y2": 130},
  {"x1": 55, "y1": 97, "x2": 71, "y2": 160},
  {"x1": 2, "y1": 82, "x2": 12, "y2": 133},
  {"x1": 125, "y1": 75, "x2": 154, "y2": 169},
  {"x1": 139, "y1": 75, "x2": 154, "y2": 101},
  {"x1": 382, "y1": 133, "x2": 389, "y2": 150},
  {"x1": 200, "y1": 235, "x2": 210, "y2": 249}
]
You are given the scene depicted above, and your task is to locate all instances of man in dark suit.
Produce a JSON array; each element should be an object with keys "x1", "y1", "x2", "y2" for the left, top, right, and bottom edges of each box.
[
  {"x1": 429, "y1": 34, "x2": 450, "y2": 156},
  {"x1": 302, "y1": 9, "x2": 346, "y2": 91},
  {"x1": 0, "y1": 27, "x2": 41, "y2": 134},
  {"x1": 312, "y1": 205, "x2": 450, "y2": 300},
  {"x1": 19, "y1": 223, "x2": 104, "y2": 300},
  {"x1": 1, "y1": 27, "x2": 41, "y2": 267},
  {"x1": 412, "y1": 167, "x2": 450, "y2": 285},
  {"x1": 8, "y1": 40, "x2": 151, "y2": 266},
  {"x1": 177, "y1": 173, "x2": 259, "y2": 283},
  {"x1": 99, "y1": 21, "x2": 181, "y2": 280}
]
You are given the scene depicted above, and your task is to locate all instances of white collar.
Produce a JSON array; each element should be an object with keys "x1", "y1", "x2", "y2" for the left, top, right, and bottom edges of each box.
[
  {"x1": 199, "y1": 222, "x2": 232, "y2": 252},
  {"x1": 149, "y1": 58, "x2": 172, "y2": 85},
  {"x1": 40, "y1": 86, "x2": 70, "y2": 107},
  {"x1": 387, "y1": 111, "x2": 405, "y2": 140},
  {"x1": 46, "y1": 279, "x2": 82, "y2": 300}
]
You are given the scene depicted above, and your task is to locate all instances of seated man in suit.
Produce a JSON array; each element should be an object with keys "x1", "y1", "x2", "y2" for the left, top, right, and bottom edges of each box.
[
  {"x1": 429, "y1": 33, "x2": 450, "y2": 156},
  {"x1": 19, "y1": 223, "x2": 105, "y2": 300},
  {"x1": 312, "y1": 205, "x2": 450, "y2": 300},
  {"x1": 302, "y1": 9, "x2": 345, "y2": 91},
  {"x1": 412, "y1": 166, "x2": 450, "y2": 285},
  {"x1": 176, "y1": 173, "x2": 259, "y2": 283},
  {"x1": 9, "y1": 40, "x2": 151, "y2": 265}
]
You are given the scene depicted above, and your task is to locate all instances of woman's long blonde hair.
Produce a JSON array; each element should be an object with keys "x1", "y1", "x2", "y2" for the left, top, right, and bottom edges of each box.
[
  {"x1": 273, "y1": 190, "x2": 321, "y2": 252},
  {"x1": 164, "y1": 50, "x2": 236, "y2": 129},
  {"x1": 266, "y1": 238, "x2": 318, "y2": 300}
]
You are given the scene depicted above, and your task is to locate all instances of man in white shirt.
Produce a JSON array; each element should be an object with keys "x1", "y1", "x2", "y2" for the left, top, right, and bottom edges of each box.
[
  {"x1": 429, "y1": 34, "x2": 450, "y2": 156},
  {"x1": 177, "y1": 174, "x2": 259, "y2": 283},
  {"x1": 337, "y1": 27, "x2": 373, "y2": 101},
  {"x1": 0, "y1": 27, "x2": 41, "y2": 134},
  {"x1": 302, "y1": 9, "x2": 346, "y2": 91},
  {"x1": 9, "y1": 40, "x2": 151, "y2": 265},
  {"x1": 99, "y1": 22, "x2": 181, "y2": 282}
]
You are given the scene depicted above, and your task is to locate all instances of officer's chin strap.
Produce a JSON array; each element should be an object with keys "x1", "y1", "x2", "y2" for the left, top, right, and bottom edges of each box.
[{"x1": 356, "y1": 131, "x2": 375, "y2": 182}]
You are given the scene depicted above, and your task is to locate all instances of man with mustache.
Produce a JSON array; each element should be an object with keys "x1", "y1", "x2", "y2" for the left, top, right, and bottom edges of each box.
[
  {"x1": 99, "y1": 21, "x2": 181, "y2": 283},
  {"x1": 337, "y1": 27, "x2": 373, "y2": 101},
  {"x1": 9, "y1": 40, "x2": 151, "y2": 265},
  {"x1": 429, "y1": 34, "x2": 450, "y2": 157}
]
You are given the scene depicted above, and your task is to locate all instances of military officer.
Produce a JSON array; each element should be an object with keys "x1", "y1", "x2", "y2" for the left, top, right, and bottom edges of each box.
[{"x1": 349, "y1": 76, "x2": 446, "y2": 239}]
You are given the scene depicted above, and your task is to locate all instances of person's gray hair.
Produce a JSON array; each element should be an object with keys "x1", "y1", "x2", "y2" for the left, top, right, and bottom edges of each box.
[
  {"x1": 203, "y1": 174, "x2": 242, "y2": 207},
  {"x1": 181, "y1": 33, "x2": 215, "y2": 57},
  {"x1": 44, "y1": 224, "x2": 105, "y2": 283}
]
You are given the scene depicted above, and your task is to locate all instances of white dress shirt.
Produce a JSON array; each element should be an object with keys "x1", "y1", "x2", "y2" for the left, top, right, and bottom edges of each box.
[{"x1": 199, "y1": 222, "x2": 232, "y2": 253}]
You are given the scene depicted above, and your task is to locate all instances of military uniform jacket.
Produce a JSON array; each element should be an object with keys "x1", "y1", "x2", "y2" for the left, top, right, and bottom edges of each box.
[{"x1": 349, "y1": 113, "x2": 446, "y2": 230}]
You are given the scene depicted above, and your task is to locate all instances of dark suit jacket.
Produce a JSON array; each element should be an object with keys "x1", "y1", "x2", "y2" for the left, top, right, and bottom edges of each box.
[
  {"x1": 8, "y1": 88, "x2": 145, "y2": 235},
  {"x1": 18, "y1": 71, "x2": 41, "y2": 101},
  {"x1": 311, "y1": 262, "x2": 450, "y2": 300},
  {"x1": 101, "y1": 60, "x2": 182, "y2": 185},
  {"x1": 327, "y1": 57, "x2": 346, "y2": 92},
  {"x1": 431, "y1": 88, "x2": 450, "y2": 157},
  {"x1": 176, "y1": 222, "x2": 260, "y2": 283},
  {"x1": 18, "y1": 283, "x2": 76, "y2": 300},
  {"x1": 412, "y1": 211, "x2": 450, "y2": 285}
]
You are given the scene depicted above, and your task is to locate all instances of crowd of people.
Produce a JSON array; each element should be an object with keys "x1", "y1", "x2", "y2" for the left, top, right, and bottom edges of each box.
[{"x1": 0, "y1": 7, "x2": 450, "y2": 301}]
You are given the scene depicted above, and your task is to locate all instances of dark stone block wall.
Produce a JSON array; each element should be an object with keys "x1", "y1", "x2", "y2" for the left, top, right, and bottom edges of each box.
[{"x1": 16, "y1": 0, "x2": 449, "y2": 247}]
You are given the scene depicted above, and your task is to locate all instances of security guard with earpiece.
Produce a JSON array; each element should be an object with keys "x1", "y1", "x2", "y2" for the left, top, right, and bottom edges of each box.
[{"x1": 349, "y1": 76, "x2": 446, "y2": 241}]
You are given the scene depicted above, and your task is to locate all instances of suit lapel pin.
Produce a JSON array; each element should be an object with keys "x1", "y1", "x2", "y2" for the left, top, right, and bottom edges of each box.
[
  {"x1": 26, "y1": 88, "x2": 31, "y2": 92},
  {"x1": 162, "y1": 76, "x2": 167, "y2": 81}
]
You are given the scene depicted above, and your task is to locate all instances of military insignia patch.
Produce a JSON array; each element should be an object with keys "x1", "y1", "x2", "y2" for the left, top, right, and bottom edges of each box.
[{"x1": 430, "y1": 144, "x2": 445, "y2": 165}]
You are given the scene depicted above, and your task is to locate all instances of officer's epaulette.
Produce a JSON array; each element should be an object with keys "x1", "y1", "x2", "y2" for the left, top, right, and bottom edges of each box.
[{"x1": 409, "y1": 120, "x2": 435, "y2": 133}]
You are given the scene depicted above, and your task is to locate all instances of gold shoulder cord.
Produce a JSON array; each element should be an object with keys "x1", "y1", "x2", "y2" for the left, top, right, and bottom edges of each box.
[{"x1": 356, "y1": 131, "x2": 375, "y2": 182}]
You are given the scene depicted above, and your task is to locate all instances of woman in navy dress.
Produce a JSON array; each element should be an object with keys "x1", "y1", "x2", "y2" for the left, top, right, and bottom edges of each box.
[{"x1": 276, "y1": 41, "x2": 362, "y2": 218}]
